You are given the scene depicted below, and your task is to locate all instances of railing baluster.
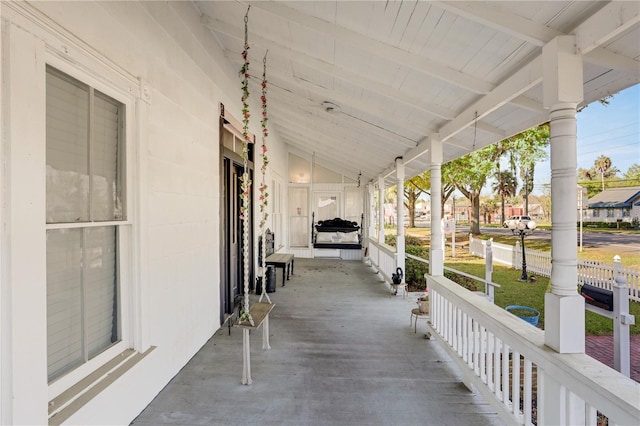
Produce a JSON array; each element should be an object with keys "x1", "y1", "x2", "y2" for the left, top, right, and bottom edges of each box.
[
  {"x1": 452, "y1": 305, "x2": 458, "y2": 350},
  {"x1": 461, "y1": 311, "x2": 467, "y2": 361},
  {"x1": 502, "y1": 343, "x2": 510, "y2": 408},
  {"x1": 512, "y1": 352, "x2": 521, "y2": 419},
  {"x1": 494, "y1": 337, "x2": 502, "y2": 400},
  {"x1": 473, "y1": 321, "x2": 480, "y2": 376},
  {"x1": 480, "y1": 325, "x2": 487, "y2": 383},
  {"x1": 487, "y1": 331, "x2": 494, "y2": 390},
  {"x1": 467, "y1": 315, "x2": 473, "y2": 368},
  {"x1": 524, "y1": 359, "x2": 533, "y2": 426},
  {"x1": 585, "y1": 403, "x2": 597, "y2": 426}
]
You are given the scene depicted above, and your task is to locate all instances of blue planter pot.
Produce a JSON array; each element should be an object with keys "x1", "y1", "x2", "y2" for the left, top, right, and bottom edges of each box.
[{"x1": 505, "y1": 305, "x2": 540, "y2": 326}]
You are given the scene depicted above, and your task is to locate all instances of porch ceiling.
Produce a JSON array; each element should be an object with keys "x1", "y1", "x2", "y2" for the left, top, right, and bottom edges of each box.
[{"x1": 194, "y1": 1, "x2": 640, "y2": 186}]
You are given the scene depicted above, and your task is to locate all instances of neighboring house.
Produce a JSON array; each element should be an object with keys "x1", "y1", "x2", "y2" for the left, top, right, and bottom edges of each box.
[{"x1": 586, "y1": 186, "x2": 640, "y2": 223}]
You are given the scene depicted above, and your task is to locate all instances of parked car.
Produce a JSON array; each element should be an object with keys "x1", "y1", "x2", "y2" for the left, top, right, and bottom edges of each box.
[{"x1": 503, "y1": 215, "x2": 531, "y2": 228}]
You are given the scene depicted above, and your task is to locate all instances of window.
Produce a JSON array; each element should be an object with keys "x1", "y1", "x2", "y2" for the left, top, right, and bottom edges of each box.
[
  {"x1": 606, "y1": 208, "x2": 614, "y2": 218},
  {"x1": 46, "y1": 66, "x2": 125, "y2": 382},
  {"x1": 593, "y1": 209, "x2": 600, "y2": 218},
  {"x1": 622, "y1": 208, "x2": 630, "y2": 217}
]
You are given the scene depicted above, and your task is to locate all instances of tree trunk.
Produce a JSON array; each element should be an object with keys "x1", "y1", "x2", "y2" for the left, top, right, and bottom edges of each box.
[
  {"x1": 471, "y1": 193, "x2": 481, "y2": 235},
  {"x1": 407, "y1": 192, "x2": 416, "y2": 228}
]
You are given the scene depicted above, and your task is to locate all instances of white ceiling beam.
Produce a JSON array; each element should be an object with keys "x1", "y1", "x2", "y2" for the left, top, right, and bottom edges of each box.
[
  {"x1": 276, "y1": 125, "x2": 382, "y2": 178},
  {"x1": 439, "y1": 57, "x2": 543, "y2": 143},
  {"x1": 226, "y1": 49, "x2": 441, "y2": 138},
  {"x1": 437, "y1": 1, "x2": 639, "y2": 72},
  {"x1": 286, "y1": 145, "x2": 366, "y2": 182},
  {"x1": 585, "y1": 48, "x2": 640, "y2": 73},
  {"x1": 269, "y1": 105, "x2": 401, "y2": 158},
  {"x1": 253, "y1": 77, "x2": 420, "y2": 148},
  {"x1": 250, "y1": 75, "x2": 429, "y2": 147},
  {"x1": 247, "y1": 1, "x2": 495, "y2": 94},
  {"x1": 475, "y1": 121, "x2": 506, "y2": 138},
  {"x1": 573, "y1": 1, "x2": 640, "y2": 55},
  {"x1": 207, "y1": 18, "x2": 458, "y2": 121},
  {"x1": 434, "y1": 1, "x2": 561, "y2": 47},
  {"x1": 510, "y1": 95, "x2": 545, "y2": 113}
]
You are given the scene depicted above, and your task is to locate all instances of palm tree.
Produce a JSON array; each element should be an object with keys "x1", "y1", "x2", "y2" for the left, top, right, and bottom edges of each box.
[
  {"x1": 480, "y1": 198, "x2": 499, "y2": 224},
  {"x1": 492, "y1": 170, "x2": 517, "y2": 223},
  {"x1": 594, "y1": 155, "x2": 612, "y2": 191}
]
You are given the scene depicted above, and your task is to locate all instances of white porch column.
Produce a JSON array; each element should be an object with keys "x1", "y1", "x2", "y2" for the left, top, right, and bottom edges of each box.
[
  {"x1": 368, "y1": 183, "x2": 376, "y2": 242},
  {"x1": 395, "y1": 157, "x2": 405, "y2": 280},
  {"x1": 429, "y1": 136, "x2": 444, "y2": 276},
  {"x1": 378, "y1": 174, "x2": 385, "y2": 245},
  {"x1": 542, "y1": 35, "x2": 585, "y2": 425}
]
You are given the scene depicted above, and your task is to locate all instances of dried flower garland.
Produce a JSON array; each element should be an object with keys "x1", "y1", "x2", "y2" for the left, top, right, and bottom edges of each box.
[{"x1": 258, "y1": 52, "x2": 270, "y2": 303}]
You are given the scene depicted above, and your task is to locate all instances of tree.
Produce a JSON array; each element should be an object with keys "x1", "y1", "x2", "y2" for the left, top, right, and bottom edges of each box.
[
  {"x1": 578, "y1": 167, "x2": 595, "y2": 180},
  {"x1": 480, "y1": 197, "x2": 499, "y2": 224},
  {"x1": 492, "y1": 170, "x2": 517, "y2": 224},
  {"x1": 442, "y1": 147, "x2": 494, "y2": 235},
  {"x1": 623, "y1": 163, "x2": 640, "y2": 185},
  {"x1": 485, "y1": 124, "x2": 549, "y2": 215},
  {"x1": 404, "y1": 172, "x2": 430, "y2": 228},
  {"x1": 594, "y1": 155, "x2": 613, "y2": 191},
  {"x1": 512, "y1": 125, "x2": 549, "y2": 213}
]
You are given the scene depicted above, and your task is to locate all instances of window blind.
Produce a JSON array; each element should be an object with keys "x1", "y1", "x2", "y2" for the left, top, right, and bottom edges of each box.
[{"x1": 46, "y1": 66, "x2": 123, "y2": 382}]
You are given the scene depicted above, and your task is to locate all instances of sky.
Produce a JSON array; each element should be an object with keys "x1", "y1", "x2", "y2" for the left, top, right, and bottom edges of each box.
[{"x1": 533, "y1": 83, "x2": 640, "y2": 194}]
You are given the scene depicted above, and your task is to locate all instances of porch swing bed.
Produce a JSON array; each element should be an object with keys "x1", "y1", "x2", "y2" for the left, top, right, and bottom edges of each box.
[{"x1": 311, "y1": 213, "x2": 363, "y2": 250}]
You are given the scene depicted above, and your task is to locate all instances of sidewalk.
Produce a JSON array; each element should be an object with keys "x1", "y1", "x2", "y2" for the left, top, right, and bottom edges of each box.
[{"x1": 586, "y1": 334, "x2": 640, "y2": 382}]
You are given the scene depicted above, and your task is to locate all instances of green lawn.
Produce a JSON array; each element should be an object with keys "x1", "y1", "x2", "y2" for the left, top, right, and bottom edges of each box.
[{"x1": 402, "y1": 227, "x2": 640, "y2": 335}]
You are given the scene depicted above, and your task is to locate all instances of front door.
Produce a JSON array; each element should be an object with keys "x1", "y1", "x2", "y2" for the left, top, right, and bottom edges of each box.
[
  {"x1": 219, "y1": 113, "x2": 254, "y2": 324},
  {"x1": 221, "y1": 158, "x2": 242, "y2": 322}
]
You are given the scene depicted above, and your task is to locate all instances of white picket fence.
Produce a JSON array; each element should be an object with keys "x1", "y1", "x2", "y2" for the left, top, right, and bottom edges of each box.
[{"x1": 468, "y1": 234, "x2": 640, "y2": 303}]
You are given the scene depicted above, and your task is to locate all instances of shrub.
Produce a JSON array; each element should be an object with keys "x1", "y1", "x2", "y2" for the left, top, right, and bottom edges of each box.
[
  {"x1": 444, "y1": 270, "x2": 479, "y2": 292},
  {"x1": 405, "y1": 244, "x2": 429, "y2": 291}
]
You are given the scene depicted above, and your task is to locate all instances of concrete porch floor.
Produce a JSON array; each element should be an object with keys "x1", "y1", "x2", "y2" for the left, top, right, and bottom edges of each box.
[{"x1": 131, "y1": 258, "x2": 504, "y2": 426}]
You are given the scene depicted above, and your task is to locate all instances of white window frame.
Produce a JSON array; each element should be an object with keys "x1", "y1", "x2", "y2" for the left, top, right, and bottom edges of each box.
[{"x1": 45, "y1": 56, "x2": 136, "y2": 400}]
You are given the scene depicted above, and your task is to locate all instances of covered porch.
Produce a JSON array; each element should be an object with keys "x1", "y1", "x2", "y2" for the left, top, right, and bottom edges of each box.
[
  {"x1": 1, "y1": 2, "x2": 638, "y2": 425},
  {"x1": 132, "y1": 258, "x2": 504, "y2": 426}
]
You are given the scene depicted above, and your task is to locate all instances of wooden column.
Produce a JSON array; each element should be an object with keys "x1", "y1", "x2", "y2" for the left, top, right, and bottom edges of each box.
[{"x1": 429, "y1": 136, "x2": 444, "y2": 276}]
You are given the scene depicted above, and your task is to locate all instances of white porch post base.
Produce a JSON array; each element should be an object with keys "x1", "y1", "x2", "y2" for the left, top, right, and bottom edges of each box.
[
  {"x1": 429, "y1": 249, "x2": 444, "y2": 277},
  {"x1": 544, "y1": 293, "x2": 585, "y2": 353}
]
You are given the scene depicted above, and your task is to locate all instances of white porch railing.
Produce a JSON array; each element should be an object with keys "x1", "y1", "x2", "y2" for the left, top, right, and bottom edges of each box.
[
  {"x1": 468, "y1": 235, "x2": 640, "y2": 303},
  {"x1": 469, "y1": 235, "x2": 514, "y2": 266},
  {"x1": 366, "y1": 238, "x2": 397, "y2": 283},
  {"x1": 426, "y1": 274, "x2": 640, "y2": 425}
]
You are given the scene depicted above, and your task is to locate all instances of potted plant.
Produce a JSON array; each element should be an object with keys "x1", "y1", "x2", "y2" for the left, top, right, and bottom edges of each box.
[{"x1": 417, "y1": 292, "x2": 429, "y2": 314}]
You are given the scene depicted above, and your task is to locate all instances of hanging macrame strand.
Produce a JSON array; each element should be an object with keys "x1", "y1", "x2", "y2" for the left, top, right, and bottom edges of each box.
[
  {"x1": 239, "y1": 6, "x2": 253, "y2": 325},
  {"x1": 258, "y1": 51, "x2": 271, "y2": 304}
]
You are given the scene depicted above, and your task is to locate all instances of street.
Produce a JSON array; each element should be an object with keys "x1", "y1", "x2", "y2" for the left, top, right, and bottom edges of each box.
[{"x1": 407, "y1": 218, "x2": 640, "y2": 256}]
